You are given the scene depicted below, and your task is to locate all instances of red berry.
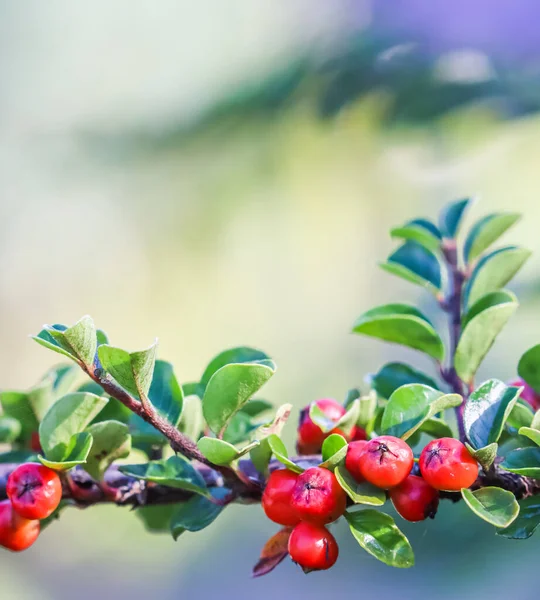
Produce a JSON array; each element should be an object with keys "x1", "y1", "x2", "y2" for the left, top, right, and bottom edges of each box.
[
  {"x1": 288, "y1": 521, "x2": 338, "y2": 571},
  {"x1": 297, "y1": 398, "x2": 347, "y2": 454},
  {"x1": 508, "y1": 378, "x2": 540, "y2": 411},
  {"x1": 358, "y1": 435, "x2": 413, "y2": 489},
  {"x1": 419, "y1": 438, "x2": 479, "y2": 491},
  {"x1": 351, "y1": 426, "x2": 367, "y2": 441},
  {"x1": 345, "y1": 440, "x2": 368, "y2": 483},
  {"x1": 7, "y1": 463, "x2": 62, "y2": 520},
  {"x1": 389, "y1": 475, "x2": 439, "y2": 522},
  {"x1": 0, "y1": 500, "x2": 40, "y2": 552},
  {"x1": 291, "y1": 467, "x2": 347, "y2": 524},
  {"x1": 262, "y1": 469, "x2": 301, "y2": 527}
]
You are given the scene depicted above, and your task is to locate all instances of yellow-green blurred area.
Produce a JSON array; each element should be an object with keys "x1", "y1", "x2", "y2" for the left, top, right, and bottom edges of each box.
[{"x1": 2, "y1": 1, "x2": 540, "y2": 598}]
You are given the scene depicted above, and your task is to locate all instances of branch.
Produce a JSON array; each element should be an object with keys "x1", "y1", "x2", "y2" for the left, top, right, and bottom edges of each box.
[
  {"x1": 82, "y1": 364, "x2": 253, "y2": 496},
  {"x1": 440, "y1": 240, "x2": 467, "y2": 440}
]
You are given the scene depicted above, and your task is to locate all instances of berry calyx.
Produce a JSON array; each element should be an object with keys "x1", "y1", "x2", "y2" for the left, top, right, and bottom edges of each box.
[
  {"x1": 389, "y1": 475, "x2": 439, "y2": 522},
  {"x1": 262, "y1": 469, "x2": 301, "y2": 527},
  {"x1": 291, "y1": 467, "x2": 347, "y2": 524},
  {"x1": 288, "y1": 521, "x2": 338, "y2": 571},
  {"x1": 7, "y1": 463, "x2": 62, "y2": 520},
  {"x1": 357, "y1": 435, "x2": 413, "y2": 489},
  {"x1": 0, "y1": 500, "x2": 40, "y2": 552},
  {"x1": 419, "y1": 437, "x2": 479, "y2": 491},
  {"x1": 508, "y1": 378, "x2": 540, "y2": 411},
  {"x1": 297, "y1": 398, "x2": 347, "y2": 455},
  {"x1": 345, "y1": 440, "x2": 368, "y2": 483}
]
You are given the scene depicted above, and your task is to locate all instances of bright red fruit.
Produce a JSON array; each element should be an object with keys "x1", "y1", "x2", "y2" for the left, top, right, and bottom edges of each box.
[
  {"x1": 351, "y1": 426, "x2": 367, "y2": 441},
  {"x1": 508, "y1": 378, "x2": 540, "y2": 411},
  {"x1": 288, "y1": 521, "x2": 338, "y2": 571},
  {"x1": 262, "y1": 469, "x2": 301, "y2": 527},
  {"x1": 291, "y1": 467, "x2": 347, "y2": 524},
  {"x1": 358, "y1": 435, "x2": 413, "y2": 489},
  {"x1": 345, "y1": 440, "x2": 368, "y2": 483},
  {"x1": 419, "y1": 438, "x2": 479, "y2": 491},
  {"x1": 389, "y1": 475, "x2": 439, "y2": 522},
  {"x1": 7, "y1": 463, "x2": 62, "y2": 520},
  {"x1": 297, "y1": 398, "x2": 347, "y2": 455},
  {"x1": 0, "y1": 500, "x2": 40, "y2": 552}
]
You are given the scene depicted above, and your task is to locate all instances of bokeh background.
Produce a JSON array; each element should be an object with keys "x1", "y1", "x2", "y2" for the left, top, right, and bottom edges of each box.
[{"x1": 2, "y1": 1, "x2": 540, "y2": 598}]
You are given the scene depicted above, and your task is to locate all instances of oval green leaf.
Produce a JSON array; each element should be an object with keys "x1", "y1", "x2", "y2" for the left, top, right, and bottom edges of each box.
[
  {"x1": 439, "y1": 198, "x2": 471, "y2": 238},
  {"x1": 84, "y1": 420, "x2": 131, "y2": 480},
  {"x1": 352, "y1": 304, "x2": 444, "y2": 361},
  {"x1": 461, "y1": 487, "x2": 519, "y2": 528},
  {"x1": 464, "y1": 379, "x2": 521, "y2": 449},
  {"x1": 464, "y1": 246, "x2": 531, "y2": 307},
  {"x1": 267, "y1": 434, "x2": 303, "y2": 474},
  {"x1": 381, "y1": 384, "x2": 461, "y2": 440},
  {"x1": 390, "y1": 221, "x2": 442, "y2": 252},
  {"x1": 464, "y1": 212, "x2": 521, "y2": 263},
  {"x1": 501, "y1": 447, "x2": 540, "y2": 478},
  {"x1": 371, "y1": 362, "x2": 438, "y2": 400},
  {"x1": 519, "y1": 427, "x2": 540, "y2": 446},
  {"x1": 518, "y1": 344, "x2": 540, "y2": 394},
  {"x1": 148, "y1": 360, "x2": 184, "y2": 427},
  {"x1": 497, "y1": 496, "x2": 540, "y2": 539},
  {"x1": 345, "y1": 509, "x2": 414, "y2": 568},
  {"x1": 455, "y1": 292, "x2": 518, "y2": 384},
  {"x1": 202, "y1": 361, "x2": 276, "y2": 435},
  {"x1": 198, "y1": 437, "x2": 239, "y2": 465},
  {"x1": 385, "y1": 242, "x2": 441, "y2": 289}
]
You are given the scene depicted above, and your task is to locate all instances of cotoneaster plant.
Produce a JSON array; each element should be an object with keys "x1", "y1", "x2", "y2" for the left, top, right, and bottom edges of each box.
[{"x1": 1, "y1": 199, "x2": 540, "y2": 573}]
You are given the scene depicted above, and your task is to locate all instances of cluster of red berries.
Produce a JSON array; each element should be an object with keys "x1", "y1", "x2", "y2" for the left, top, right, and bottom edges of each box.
[
  {"x1": 263, "y1": 398, "x2": 480, "y2": 571},
  {"x1": 262, "y1": 466, "x2": 346, "y2": 571},
  {"x1": 0, "y1": 463, "x2": 62, "y2": 552}
]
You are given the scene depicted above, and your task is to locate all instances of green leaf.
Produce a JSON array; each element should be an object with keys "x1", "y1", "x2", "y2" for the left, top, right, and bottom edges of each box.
[
  {"x1": 197, "y1": 437, "x2": 240, "y2": 465},
  {"x1": 321, "y1": 434, "x2": 347, "y2": 462},
  {"x1": 507, "y1": 400, "x2": 534, "y2": 430},
  {"x1": 98, "y1": 342, "x2": 157, "y2": 400},
  {"x1": 465, "y1": 442, "x2": 498, "y2": 470},
  {"x1": 46, "y1": 364, "x2": 80, "y2": 399},
  {"x1": 464, "y1": 379, "x2": 521, "y2": 449},
  {"x1": 222, "y1": 412, "x2": 258, "y2": 445},
  {"x1": 455, "y1": 291, "x2": 518, "y2": 384},
  {"x1": 335, "y1": 466, "x2": 385, "y2": 506},
  {"x1": 461, "y1": 487, "x2": 519, "y2": 528},
  {"x1": 334, "y1": 399, "x2": 361, "y2": 436},
  {"x1": 382, "y1": 242, "x2": 441, "y2": 290},
  {"x1": 267, "y1": 435, "x2": 303, "y2": 474},
  {"x1": 371, "y1": 362, "x2": 438, "y2": 400},
  {"x1": 147, "y1": 360, "x2": 184, "y2": 427},
  {"x1": 320, "y1": 435, "x2": 348, "y2": 469},
  {"x1": 84, "y1": 421, "x2": 131, "y2": 480},
  {"x1": 39, "y1": 431, "x2": 94, "y2": 470},
  {"x1": 352, "y1": 304, "x2": 444, "y2": 361},
  {"x1": 202, "y1": 361, "x2": 276, "y2": 435},
  {"x1": 501, "y1": 447, "x2": 540, "y2": 478},
  {"x1": 32, "y1": 324, "x2": 71, "y2": 357},
  {"x1": 33, "y1": 317, "x2": 98, "y2": 367},
  {"x1": 199, "y1": 347, "x2": 270, "y2": 395},
  {"x1": 119, "y1": 456, "x2": 209, "y2": 496},
  {"x1": 518, "y1": 344, "x2": 540, "y2": 394},
  {"x1": 519, "y1": 427, "x2": 540, "y2": 446},
  {"x1": 381, "y1": 384, "x2": 462, "y2": 440},
  {"x1": 439, "y1": 198, "x2": 471, "y2": 238},
  {"x1": 464, "y1": 212, "x2": 521, "y2": 263},
  {"x1": 419, "y1": 417, "x2": 454, "y2": 440},
  {"x1": 39, "y1": 392, "x2": 108, "y2": 462},
  {"x1": 464, "y1": 247, "x2": 531, "y2": 307},
  {"x1": 390, "y1": 222, "x2": 441, "y2": 253},
  {"x1": 137, "y1": 505, "x2": 177, "y2": 533},
  {"x1": 497, "y1": 496, "x2": 540, "y2": 539},
  {"x1": 345, "y1": 509, "x2": 414, "y2": 568},
  {"x1": 63, "y1": 315, "x2": 98, "y2": 368},
  {"x1": 0, "y1": 417, "x2": 22, "y2": 443},
  {"x1": 170, "y1": 488, "x2": 229, "y2": 539}
]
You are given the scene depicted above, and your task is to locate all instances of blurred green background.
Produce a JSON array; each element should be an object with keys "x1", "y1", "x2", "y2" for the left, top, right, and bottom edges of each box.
[{"x1": 1, "y1": 1, "x2": 540, "y2": 598}]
